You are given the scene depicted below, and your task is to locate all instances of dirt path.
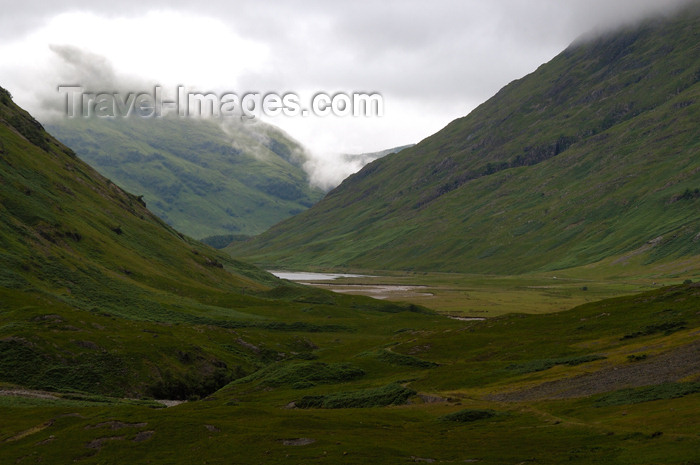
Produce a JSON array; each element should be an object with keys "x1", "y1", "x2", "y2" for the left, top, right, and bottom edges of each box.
[
  {"x1": 0, "y1": 388, "x2": 184, "y2": 407},
  {"x1": 488, "y1": 340, "x2": 700, "y2": 402},
  {"x1": 0, "y1": 389, "x2": 59, "y2": 400}
]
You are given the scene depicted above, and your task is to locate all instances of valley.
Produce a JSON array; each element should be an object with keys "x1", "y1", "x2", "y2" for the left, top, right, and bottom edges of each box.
[
  {"x1": 230, "y1": 10, "x2": 700, "y2": 275},
  {"x1": 269, "y1": 266, "x2": 699, "y2": 316},
  {"x1": 1, "y1": 4, "x2": 699, "y2": 464}
]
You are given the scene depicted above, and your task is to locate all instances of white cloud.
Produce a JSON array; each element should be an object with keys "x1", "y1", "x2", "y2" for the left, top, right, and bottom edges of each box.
[{"x1": 0, "y1": 0, "x2": 694, "y2": 188}]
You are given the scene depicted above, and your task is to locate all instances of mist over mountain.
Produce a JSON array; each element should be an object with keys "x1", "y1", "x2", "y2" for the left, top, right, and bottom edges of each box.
[
  {"x1": 231, "y1": 7, "x2": 700, "y2": 274},
  {"x1": 46, "y1": 115, "x2": 323, "y2": 239},
  {"x1": 305, "y1": 144, "x2": 415, "y2": 191}
]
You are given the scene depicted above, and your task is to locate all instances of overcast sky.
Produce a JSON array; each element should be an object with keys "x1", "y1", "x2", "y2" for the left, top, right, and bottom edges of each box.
[{"x1": 0, "y1": 0, "x2": 693, "y2": 185}]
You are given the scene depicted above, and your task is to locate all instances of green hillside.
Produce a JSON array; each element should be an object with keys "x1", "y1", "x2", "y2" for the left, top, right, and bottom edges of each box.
[
  {"x1": 46, "y1": 116, "x2": 323, "y2": 239},
  {"x1": 230, "y1": 8, "x2": 700, "y2": 274},
  {"x1": 0, "y1": 86, "x2": 423, "y2": 399},
  {"x1": 1, "y1": 85, "x2": 699, "y2": 464}
]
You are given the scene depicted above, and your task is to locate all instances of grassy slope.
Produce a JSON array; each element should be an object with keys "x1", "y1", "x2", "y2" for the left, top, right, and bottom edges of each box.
[
  {"x1": 46, "y1": 116, "x2": 323, "y2": 238},
  {"x1": 0, "y1": 87, "x2": 425, "y2": 399},
  {"x1": 1, "y1": 277, "x2": 699, "y2": 464},
  {"x1": 1, "y1": 86, "x2": 698, "y2": 462},
  {"x1": 230, "y1": 8, "x2": 700, "y2": 274}
]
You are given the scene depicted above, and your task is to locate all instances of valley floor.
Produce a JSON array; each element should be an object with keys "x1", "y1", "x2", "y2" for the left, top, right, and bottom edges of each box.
[{"x1": 272, "y1": 268, "x2": 693, "y2": 317}]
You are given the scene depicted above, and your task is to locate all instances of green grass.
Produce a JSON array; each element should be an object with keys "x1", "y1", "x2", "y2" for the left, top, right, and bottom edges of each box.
[
  {"x1": 595, "y1": 382, "x2": 700, "y2": 407},
  {"x1": 621, "y1": 320, "x2": 688, "y2": 339},
  {"x1": 505, "y1": 354, "x2": 606, "y2": 374},
  {"x1": 234, "y1": 361, "x2": 366, "y2": 389},
  {"x1": 1, "y1": 283, "x2": 700, "y2": 463},
  {"x1": 440, "y1": 409, "x2": 498, "y2": 422},
  {"x1": 275, "y1": 268, "x2": 673, "y2": 316},
  {"x1": 295, "y1": 383, "x2": 416, "y2": 409},
  {"x1": 374, "y1": 349, "x2": 439, "y2": 368}
]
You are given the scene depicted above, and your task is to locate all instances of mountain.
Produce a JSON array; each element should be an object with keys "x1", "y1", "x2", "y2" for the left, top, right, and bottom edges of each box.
[
  {"x1": 45, "y1": 116, "x2": 323, "y2": 239},
  {"x1": 229, "y1": 8, "x2": 700, "y2": 274},
  {"x1": 2, "y1": 83, "x2": 700, "y2": 465},
  {"x1": 0, "y1": 86, "x2": 423, "y2": 398}
]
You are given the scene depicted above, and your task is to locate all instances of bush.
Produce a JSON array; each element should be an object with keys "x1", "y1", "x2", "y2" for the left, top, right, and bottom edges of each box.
[
  {"x1": 199, "y1": 234, "x2": 249, "y2": 249},
  {"x1": 595, "y1": 382, "x2": 700, "y2": 407},
  {"x1": 375, "y1": 350, "x2": 438, "y2": 368},
  {"x1": 147, "y1": 366, "x2": 242, "y2": 400},
  {"x1": 296, "y1": 383, "x2": 415, "y2": 409},
  {"x1": 506, "y1": 354, "x2": 605, "y2": 374},
  {"x1": 621, "y1": 321, "x2": 686, "y2": 340},
  {"x1": 239, "y1": 362, "x2": 365, "y2": 388},
  {"x1": 440, "y1": 409, "x2": 497, "y2": 423}
]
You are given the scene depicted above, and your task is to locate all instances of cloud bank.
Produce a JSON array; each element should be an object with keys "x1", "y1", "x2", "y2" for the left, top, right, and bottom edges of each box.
[{"x1": 1, "y1": 0, "x2": 695, "y2": 187}]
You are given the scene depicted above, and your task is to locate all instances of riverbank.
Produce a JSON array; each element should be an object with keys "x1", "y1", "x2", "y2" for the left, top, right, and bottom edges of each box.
[{"x1": 269, "y1": 269, "x2": 664, "y2": 317}]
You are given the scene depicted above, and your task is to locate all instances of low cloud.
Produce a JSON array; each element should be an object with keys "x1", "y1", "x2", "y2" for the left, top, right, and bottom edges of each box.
[
  {"x1": 303, "y1": 146, "x2": 412, "y2": 191},
  {"x1": 1, "y1": 0, "x2": 696, "y2": 187},
  {"x1": 33, "y1": 45, "x2": 371, "y2": 190}
]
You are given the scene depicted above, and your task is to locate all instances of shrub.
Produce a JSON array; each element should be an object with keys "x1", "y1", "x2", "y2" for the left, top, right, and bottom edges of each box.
[
  {"x1": 506, "y1": 354, "x2": 605, "y2": 374},
  {"x1": 375, "y1": 350, "x2": 438, "y2": 368},
  {"x1": 239, "y1": 362, "x2": 365, "y2": 388},
  {"x1": 440, "y1": 409, "x2": 497, "y2": 423},
  {"x1": 296, "y1": 383, "x2": 415, "y2": 409},
  {"x1": 621, "y1": 321, "x2": 686, "y2": 340},
  {"x1": 595, "y1": 382, "x2": 700, "y2": 407}
]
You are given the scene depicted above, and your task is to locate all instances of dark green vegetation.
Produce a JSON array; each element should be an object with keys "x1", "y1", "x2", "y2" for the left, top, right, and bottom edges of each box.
[
  {"x1": 46, "y1": 116, "x2": 323, "y2": 238},
  {"x1": 199, "y1": 233, "x2": 250, "y2": 249},
  {"x1": 3, "y1": 97, "x2": 698, "y2": 462},
  {"x1": 0, "y1": 87, "x2": 424, "y2": 400},
  {"x1": 2, "y1": 254, "x2": 700, "y2": 463},
  {"x1": 505, "y1": 354, "x2": 606, "y2": 374},
  {"x1": 295, "y1": 383, "x2": 416, "y2": 409},
  {"x1": 440, "y1": 409, "x2": 497, "y2": 423},
  {"x1": 595, "y1": 382, "x2": 700, "y2": 407},
  {"x1": 374, "y1": 349, "x2": 439, "y2": 368},
  {"x1": 233, "y1": 361, "x2": 366, "y2": 389},
  {"x1": 2, "y1": 8, "x2": 700, "y2": 464},
  {"x1": 231, "y1": 8, "x2": 700, "y2": 274}
]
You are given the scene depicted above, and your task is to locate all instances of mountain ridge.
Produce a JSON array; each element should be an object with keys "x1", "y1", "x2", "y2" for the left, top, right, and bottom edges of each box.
[{"x1": 229, "y1": 8, "x2": 700, "y2": 274}]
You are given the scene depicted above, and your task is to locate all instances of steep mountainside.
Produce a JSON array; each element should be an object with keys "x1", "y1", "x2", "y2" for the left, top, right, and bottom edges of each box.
[
  {"x1": 230, "y1": 8, "x2": 700, "y2": 273},
  {"x1": 0, "y1": 87, "x2": 421, "y2": 398},
  {"x1": 46, "y1": 116, "x2": 323, "y2": 239}
]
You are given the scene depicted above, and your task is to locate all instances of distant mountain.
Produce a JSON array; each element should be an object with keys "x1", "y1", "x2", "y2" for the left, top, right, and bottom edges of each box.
[
  {"x1": 46, "y1": 116, "x2": 323, "y2": 239},
  {"x1": 230, "y1": 7, "x2": 700, "y2": 274}
]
